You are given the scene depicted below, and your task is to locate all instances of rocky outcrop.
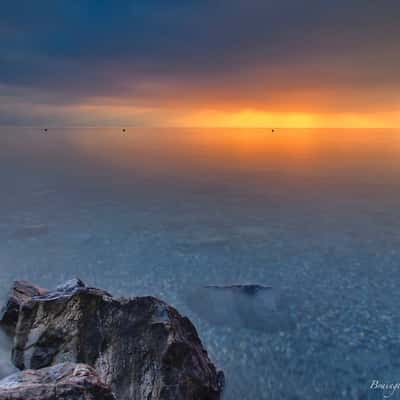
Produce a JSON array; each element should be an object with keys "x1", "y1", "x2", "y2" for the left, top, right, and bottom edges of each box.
[
  {"x1": 0, "y1": 281, "x2": 47, "y2": 334},
  {"x1": 186, "y1": 284, "x2": 295, "y2": 332},
  {"x1": 0, "y1": 362, "x2": 116, "y2": 400},
  {"x1": 6, "y1": 279, "x2": 223, "y2": 400}
]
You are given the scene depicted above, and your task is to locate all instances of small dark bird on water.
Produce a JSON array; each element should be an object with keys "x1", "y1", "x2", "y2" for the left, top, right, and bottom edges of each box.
[
  {"x1": 43, "y1": 128, "x2": 48, "y2": 132},
  {"x1": 122, "y1": 128, "x2": 126, "y2": 132},
  {"x1": 272, "y1": 129, "x2": 275, "y2": 133}
]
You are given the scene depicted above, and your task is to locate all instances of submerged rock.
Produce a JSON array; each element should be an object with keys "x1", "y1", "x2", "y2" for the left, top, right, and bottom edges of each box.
[
  {"x1": 7, "y1": 279, "x2": 223, "y2": 400},
  {"x1": 186, "y1": 284, "x2": 295, "y2": 332},
  {"x1": 0, "y1": 281, "x2": 47, "y2": 333},
  {"x1": 0, "y1": 362, "x2": 116, "y2": 400}
]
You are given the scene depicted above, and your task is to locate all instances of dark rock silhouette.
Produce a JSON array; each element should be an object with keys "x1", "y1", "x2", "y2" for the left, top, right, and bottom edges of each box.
[
  {"x1": 2, "y1": 279, "x2": 223, "y2": 400},
  {"x1": 0, "y1": 363, "x2": 116, "y2": 400}
]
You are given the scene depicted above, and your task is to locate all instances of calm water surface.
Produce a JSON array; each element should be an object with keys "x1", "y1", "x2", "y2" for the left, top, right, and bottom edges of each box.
[{"x1": 0, "y1": 128, "x2": 400, "y2": 399}]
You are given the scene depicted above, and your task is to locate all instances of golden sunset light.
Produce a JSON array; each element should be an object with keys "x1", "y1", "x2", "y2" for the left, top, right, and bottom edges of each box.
[{"x1": 1, "y1": 3, "x2": 400, "y2": 400}]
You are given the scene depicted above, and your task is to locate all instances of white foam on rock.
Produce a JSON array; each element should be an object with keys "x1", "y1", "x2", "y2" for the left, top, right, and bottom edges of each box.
[{"x1": 0, "y1": 330, "x2": 17, "y2": 380}]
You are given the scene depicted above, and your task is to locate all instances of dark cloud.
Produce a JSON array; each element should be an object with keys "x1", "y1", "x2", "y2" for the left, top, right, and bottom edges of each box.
[{"x1": 1, "y1": 0, "x2": 400, "y2": 123}]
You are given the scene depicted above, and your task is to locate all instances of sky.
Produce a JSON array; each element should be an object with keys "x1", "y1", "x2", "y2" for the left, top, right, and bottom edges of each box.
[{"x1": 1, "y1": 1, "x2": 400, "y2": 127}]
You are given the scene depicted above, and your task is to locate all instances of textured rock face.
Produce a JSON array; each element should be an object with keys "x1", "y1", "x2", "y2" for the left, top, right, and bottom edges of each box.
[
  {"x1": 186, "y1": 284, "x2": 295, "y2": 332},
  {"x1": 10, "y1": 280, "x2": 223, "y2": 400},
  {"x1": 0, "y1": 281, "x2": 47, "y2": 333},
  {"x1": 0, "y1": 362, "x2": 116, "y2": 400}
]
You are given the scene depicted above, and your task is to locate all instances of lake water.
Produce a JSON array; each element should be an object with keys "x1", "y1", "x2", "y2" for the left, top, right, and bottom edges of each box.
[{"x1": 0, "y1": 128, "x2": 400, "y2": 399}]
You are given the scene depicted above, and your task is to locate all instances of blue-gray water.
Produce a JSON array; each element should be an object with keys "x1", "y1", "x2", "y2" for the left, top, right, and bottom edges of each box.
[{"x1": 0, "y1": 128, "x2": 400, "y2": 399}]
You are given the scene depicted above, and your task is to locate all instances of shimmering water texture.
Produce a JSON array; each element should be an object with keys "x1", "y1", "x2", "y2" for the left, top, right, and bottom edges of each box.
[{"x1": 1, "y1": 128, "x2": 400, "y2": 399}]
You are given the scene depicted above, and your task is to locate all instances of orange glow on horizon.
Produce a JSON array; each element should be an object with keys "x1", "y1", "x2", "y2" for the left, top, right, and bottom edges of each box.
[
  {"x1": 173, "y1": 109, "x2": 400, "y2": 128},
  {"x1": 39, "y1": 100, "x2": 400, "y2": 128},
  {"x1": 57, "y1": 126, "x2": 400, "y2": 186},
  {"x1": 76, "y1": 101, "x2": 400, "y2": 128}
]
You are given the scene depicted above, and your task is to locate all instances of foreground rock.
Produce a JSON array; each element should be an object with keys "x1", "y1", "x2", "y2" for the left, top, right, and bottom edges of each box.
[
  {"x1": 7, "y1": 279, "x2": 223, "y2": 400},
  {"x1": 0, "y1": 281, "x2": 47, "y2": 334},
  {"x1": 186, "y1": 284, "x2": 295, "y2": 332},
  {"x1": 0, "y1": 363, "x2": 116, "y2": 400}
]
